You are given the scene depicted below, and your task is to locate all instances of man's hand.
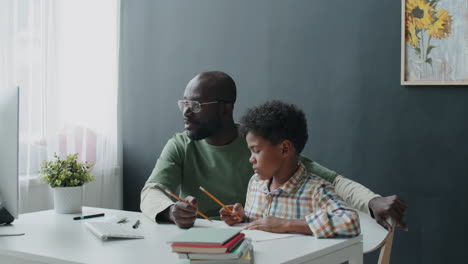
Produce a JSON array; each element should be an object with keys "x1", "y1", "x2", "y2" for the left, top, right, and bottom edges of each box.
[
  {"x1": 220, "y1": 203, "x2": 246, "y2": 225},
  {"x1": 169, "y1": 196, "x2": 198, "y2": 229},
  {"x1": 244, "y1": 216, "x2": 289, "y2": 233},
  {"x1": 369, "y1": 195, "x2": 408, "y2": 232}
]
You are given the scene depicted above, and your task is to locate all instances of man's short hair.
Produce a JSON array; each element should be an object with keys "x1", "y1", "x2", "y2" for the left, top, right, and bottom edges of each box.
[
  {"x1": 197, "y1": 71, "x2": 237, "y2": 104},
  {"x1": 239, "y1": 100, "x2": 308, "y2": 154}
]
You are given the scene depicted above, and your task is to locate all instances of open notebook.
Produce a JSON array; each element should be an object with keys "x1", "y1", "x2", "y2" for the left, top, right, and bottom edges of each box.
[
  {"x1": 85, "y1": 221, "x2": 144, "y2": 240},
  {"x1": 194, "y1": 219, "x2": 302, "y2": 242}
]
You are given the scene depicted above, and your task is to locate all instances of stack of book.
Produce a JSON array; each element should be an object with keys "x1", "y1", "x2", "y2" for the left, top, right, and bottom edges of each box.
[{"x1": 167, "y1": 228, "x2": 254, "y2": 264}]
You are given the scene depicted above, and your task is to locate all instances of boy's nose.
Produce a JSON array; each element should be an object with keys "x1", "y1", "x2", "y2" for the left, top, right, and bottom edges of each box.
[{"x1": 249, "y1": 155, "x2": 256, "y2": 164}]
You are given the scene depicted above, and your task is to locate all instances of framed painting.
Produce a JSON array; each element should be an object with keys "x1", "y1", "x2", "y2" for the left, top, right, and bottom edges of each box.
[{"x1": 401, "y1": 0, "x2": 468, "y2": 85}]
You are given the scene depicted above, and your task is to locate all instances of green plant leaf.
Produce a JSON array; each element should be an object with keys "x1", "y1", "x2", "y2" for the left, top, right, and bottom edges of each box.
[
  {"x1": 415, "y1": 47, "x2": 421, "y2": 56},
  {"x1": 426, "y1": 45, "x2": 436, "y2": 56},
  {"x1": 430, "y1": 0, "x2": 439, "y2": 8},
  {"x1": 39, "y1": 153, "x2": 95, "y2": 187},
  {"x1": 425, "y1": 58, "x2": 433, "y2": 66}
]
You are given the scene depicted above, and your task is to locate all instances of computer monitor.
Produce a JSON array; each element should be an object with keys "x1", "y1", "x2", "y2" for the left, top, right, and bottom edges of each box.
[{"x1": 0, "y1": 86, "x2": 19, "y2": 224}]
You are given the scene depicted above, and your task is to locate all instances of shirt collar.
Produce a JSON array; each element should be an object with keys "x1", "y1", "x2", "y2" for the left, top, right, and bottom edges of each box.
[
  {"x1": 279, "y1": 162, "x2": 307, "y2": 195},
  {"x1": 255, "y1": 161, "x2": 308, "y2": 195}
]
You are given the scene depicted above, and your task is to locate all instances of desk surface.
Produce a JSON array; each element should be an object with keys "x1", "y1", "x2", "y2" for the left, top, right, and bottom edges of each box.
[{"x1": 0, "y1": 207, "x2": 362, "y2": 264}]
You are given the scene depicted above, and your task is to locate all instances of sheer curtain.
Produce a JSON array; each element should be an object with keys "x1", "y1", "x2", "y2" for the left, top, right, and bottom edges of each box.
[{"x1": 2, "y1": 0, "x2": 122, "y2": 213}]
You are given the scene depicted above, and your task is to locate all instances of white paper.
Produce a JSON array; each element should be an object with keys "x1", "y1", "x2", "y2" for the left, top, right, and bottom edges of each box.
[
  {"x1": 241, "y1": 230, "x2": 300, "y2": 242},
  {"x1": 85, "y1": 221, "x2": 144, "y2": 240},
  {"x1": 194, "y1": 219, "x2": 302, "y2": 242}
]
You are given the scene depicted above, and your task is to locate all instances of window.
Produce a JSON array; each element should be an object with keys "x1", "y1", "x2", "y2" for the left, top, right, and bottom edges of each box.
[{"x1": 5, "y1": 0, "x2": 122, "y2": 212}]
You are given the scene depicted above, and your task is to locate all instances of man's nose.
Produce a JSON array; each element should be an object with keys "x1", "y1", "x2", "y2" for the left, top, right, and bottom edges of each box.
[{"x1": 183, "y1": 106, "x2": 192, "y2": 117}]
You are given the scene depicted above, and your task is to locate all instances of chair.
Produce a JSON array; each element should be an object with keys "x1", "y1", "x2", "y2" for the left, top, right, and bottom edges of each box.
[{"x1": 358, "y1": 211, "x2": 396, "y2": 264}]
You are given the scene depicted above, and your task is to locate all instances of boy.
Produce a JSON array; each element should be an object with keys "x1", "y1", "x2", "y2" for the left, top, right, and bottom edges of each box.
[{"x1": 220, "y1": 100, "x2": 360, "y2": 238}]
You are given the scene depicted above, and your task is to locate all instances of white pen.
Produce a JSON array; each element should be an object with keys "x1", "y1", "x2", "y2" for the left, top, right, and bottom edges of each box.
[{"x1": 117, "y1": 217, "x2": 127, "y2": 224}]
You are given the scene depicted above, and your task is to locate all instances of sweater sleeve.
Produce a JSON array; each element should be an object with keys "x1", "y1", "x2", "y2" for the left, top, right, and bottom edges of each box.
[
  {"x1": 301, "y1": 158, "x2": 339, "y2": 183},
  {"x1": 140, "y1": 183, "x2": 174, "y2": 222},
  {"x1": 332, "y1": 176, "x2": 381, "y2": 215},
  {"x1": 303, "y1": 159, "x2": 381, "y2": 215},
  {"x1": 140, "y1": 135, "x2": 185, "y2": 222}
]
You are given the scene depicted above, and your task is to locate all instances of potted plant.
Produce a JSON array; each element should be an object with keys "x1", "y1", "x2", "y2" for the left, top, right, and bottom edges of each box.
[{"x1": 39, "y1": 153, "x2": 95, "y2": 214}]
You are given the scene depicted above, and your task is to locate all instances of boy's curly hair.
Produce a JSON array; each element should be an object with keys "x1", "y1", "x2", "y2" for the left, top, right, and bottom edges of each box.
[{"x1": 239, "y1": 100, "x2": 308, "y2": 154}]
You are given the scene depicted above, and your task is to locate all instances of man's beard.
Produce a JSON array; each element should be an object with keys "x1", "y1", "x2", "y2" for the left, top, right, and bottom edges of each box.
[{"x1": 186, "y1": 118, "x2": 223, "y2": 140}]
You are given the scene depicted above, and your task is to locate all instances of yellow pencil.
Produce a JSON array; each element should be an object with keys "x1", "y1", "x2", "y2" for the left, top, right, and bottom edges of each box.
[
  {"x1": 199, "y1": 186, "x2": 241, "y2": 221},
  {"x1": 163, "y1": 189, "x2": 212, "y2": 222}
]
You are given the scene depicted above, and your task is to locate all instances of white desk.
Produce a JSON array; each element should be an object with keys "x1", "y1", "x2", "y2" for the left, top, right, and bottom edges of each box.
[{"x1": 0, "y1": 207, "x2": 363, "y2": 264}]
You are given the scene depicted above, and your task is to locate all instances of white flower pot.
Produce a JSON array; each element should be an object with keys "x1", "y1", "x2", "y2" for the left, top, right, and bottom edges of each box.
[{"x1": 53, "y1": 186, "x2": 83, "y2": 214}]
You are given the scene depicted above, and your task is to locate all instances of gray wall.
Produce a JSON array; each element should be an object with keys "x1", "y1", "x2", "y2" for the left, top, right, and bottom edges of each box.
[{"x1": 120, "y1": 1, "x2": 468, "y2": 263}]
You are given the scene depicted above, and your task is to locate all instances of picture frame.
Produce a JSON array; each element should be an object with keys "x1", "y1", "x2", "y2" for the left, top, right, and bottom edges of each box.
[{"x1": 401, "y1": 0, "x2": 468, "y2": 85}]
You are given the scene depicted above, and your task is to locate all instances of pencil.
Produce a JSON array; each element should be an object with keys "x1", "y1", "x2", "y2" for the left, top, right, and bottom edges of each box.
[
  {"x1": 199, "y1": 186, "x2": 241, "y2": 221},
  {"x1": 163, "y1": 189, "x2": 212, "y2": 222}
]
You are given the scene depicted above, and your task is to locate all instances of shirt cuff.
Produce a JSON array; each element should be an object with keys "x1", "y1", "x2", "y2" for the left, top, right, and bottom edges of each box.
[
  {"x1": 306, "y1": 208, "x2": 361, "y2": 238},
  {"x1": 140, "y1": 182, "x2": 174, "y2": 222},
  {"x1": 305, "y1": 209, "x2": 334, "y2": 238}
]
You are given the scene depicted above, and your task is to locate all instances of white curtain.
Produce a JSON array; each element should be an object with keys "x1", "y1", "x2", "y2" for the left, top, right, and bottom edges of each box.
[{"x1": 2, "y1": 0, "x2": 122, "y2": 213}]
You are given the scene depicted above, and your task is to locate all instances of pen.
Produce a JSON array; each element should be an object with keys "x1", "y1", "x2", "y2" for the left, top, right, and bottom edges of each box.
[
  {"x1": 132, "y1": 219, "x2": 140, "y2": 229},
  {"x1": 199, "y1": 186, "x2": 241, "y2": 221},
  {"x1": 117, "y1": 217, "x2": 128, "y2": 224},
  {"x1": 73, "y1": 213, "x2": 105, "y2": 220},
  {"x1": 163, "y1": 189, "x2": 213, "y2": 222}
]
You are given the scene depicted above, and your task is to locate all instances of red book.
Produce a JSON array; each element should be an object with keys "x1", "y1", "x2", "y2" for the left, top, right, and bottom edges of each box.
[{"x1": 171, "y1": 233, "x2": 245, "y2": 254}]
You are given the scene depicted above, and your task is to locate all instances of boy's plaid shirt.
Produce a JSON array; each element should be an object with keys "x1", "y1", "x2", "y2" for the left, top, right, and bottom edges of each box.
[{"x1": 244, "y1": 162, "x2": 361, "y2": 238}]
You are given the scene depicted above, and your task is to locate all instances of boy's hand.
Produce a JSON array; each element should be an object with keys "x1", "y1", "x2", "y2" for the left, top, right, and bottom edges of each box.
[
  {"x1": 220, "y1": 203, "x2": 245, "y2": 225},
  {"x1": 244, "y1": 216, "x2": 288, "y2": 233}
]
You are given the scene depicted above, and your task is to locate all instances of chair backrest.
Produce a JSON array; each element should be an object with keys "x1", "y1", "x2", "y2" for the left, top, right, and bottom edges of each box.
[{"x1": 358, "y1": 211, "x2": 395, "y2": 264}]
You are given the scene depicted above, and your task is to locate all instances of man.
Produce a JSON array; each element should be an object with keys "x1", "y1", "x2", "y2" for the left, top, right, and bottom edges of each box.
[{"x1": 140, "y1": 71, "x2": 407, "y2": 231}]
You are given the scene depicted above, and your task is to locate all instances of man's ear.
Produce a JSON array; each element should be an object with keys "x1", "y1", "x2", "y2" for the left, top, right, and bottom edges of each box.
[{"x1": 221, "y1": 102, "x2": 234, "y2": 116}]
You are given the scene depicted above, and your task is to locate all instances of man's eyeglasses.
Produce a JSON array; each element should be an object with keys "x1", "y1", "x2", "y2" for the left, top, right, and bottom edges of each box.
[{"x1": 177, "y1": 100, "x2": 219, "y2": 113}]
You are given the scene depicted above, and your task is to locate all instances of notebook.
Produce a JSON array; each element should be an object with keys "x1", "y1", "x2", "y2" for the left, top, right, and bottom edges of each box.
[
  {"x1": 168, "y1": 228, "x2": 240, "y2": 245},
  {"x1": 178, "y1": 248, "x2": 254, "y2": 264},
  {"x1": 178, "y1": 238, "x2": 252, "y2": 260},
  {"x1": 172, "y1": 233, "x2": 245, "y2": 254},
  {"x1": 85, "y1": 221, "x2": 144, "y2": 240}
]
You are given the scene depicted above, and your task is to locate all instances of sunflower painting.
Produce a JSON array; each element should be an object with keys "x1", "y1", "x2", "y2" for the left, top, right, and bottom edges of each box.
[{"x1": 402, "y1": 0, "x2": 468, "y2": 85}]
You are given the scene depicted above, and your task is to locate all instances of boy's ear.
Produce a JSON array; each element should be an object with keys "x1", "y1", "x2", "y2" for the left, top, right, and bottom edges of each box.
[{"x1": 280, "y1": 140, "x2": 294, "y2": 156}]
